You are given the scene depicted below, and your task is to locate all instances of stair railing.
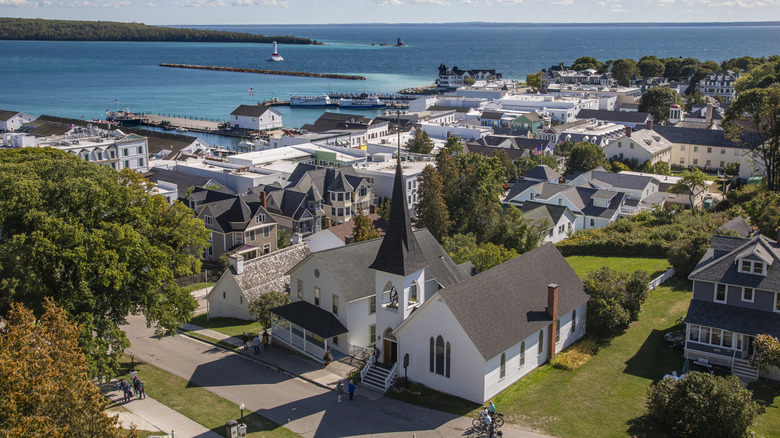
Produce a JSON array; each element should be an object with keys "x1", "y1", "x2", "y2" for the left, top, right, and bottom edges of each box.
[{"x1": 383, "y1": 362, "x2": 399, "y2": 391}]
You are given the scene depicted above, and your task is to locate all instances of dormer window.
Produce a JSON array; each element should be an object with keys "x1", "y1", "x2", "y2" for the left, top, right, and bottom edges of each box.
[
  {"x1": 256, "y1": 214, "x2": 265, "y2": 223},
  {"x1": 739, "y1": 259, "x2": 767, "y2": 275},
  {"x1": 205, "y1": 215, "x2": 213, "y2": 226}
]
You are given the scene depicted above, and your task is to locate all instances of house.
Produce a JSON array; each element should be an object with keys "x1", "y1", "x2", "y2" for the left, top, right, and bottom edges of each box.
[
  {"x1": 230, "y1": 105, "x2": 283, "y2": 131},
  {"x1": 250, "y1": 185, "x2": 320, "y2": 238},
  {"x1": 520, "y1": 202, "x2": 577, "y2": 243},
  {"x1": 480, "y1": 111, "x2": 506, "y2": 128},
  {"x1": 575, "y1": 109, "x2": 653, "y2": 130},
  {"x1": 522, "y1": 165, "x2": 561, "y2": 183},
  {"x1": 285, "y1": 163, "x2": 374, "y2": 226},
  {"x1": 567, "y1": 168, "x2": 665, "y2": 215},
  {"x1": 510, "y1": 112, "x2": 550, "y2": 134},
  {"x1": 0, "y1": 110, "x2": 34, "y2": 132},
  {"x1": 504, "y1": 180, "x2": 627, "y2": 230},
  {"x1": 303, "y1": 212, "x2": 387, "y2": 252},
  {"x1": 270, "y1": 155, "x2": 589, "y2": 403},
  {"x1": 437, "y1": 64, "x2": 502, "y2": 88},
  {"x1": 206, "y1": 244, "x2": 312, "y2": 320},
  {"x1": 299, "y1": 112, "x2": 389, "y2": 147},
  {"x1": 144, "y1": 167, "x2": 225, "y2": 204},
  {"x1": 699, "y1": 70, "x2": 740, "y2": 103},
  {"x1": 191, "y1": 189, "x2": 278, "y2": 262},
  {"x1": 602, "y1": 128, "x2": 674, "y2": 166},
  {"x1": 684, "y1": 232, "x2": 780, "y2": 382}
]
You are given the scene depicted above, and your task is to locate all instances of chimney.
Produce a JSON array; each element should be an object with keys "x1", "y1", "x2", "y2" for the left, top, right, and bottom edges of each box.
[
  {"x1": 322, "y1": 217, "x2": 331, "y2": 229},
  {"x1": 706, "y1": 103, "x2": 714, "y2": 126},
  {"x1": 292, "y1": 232, "x2": 303, "y2": 245},
  {"x1": 229, "y1": 253, "x2": 244, "y2": 275},
  {"x1": 547, "y1": 284, "x2": 559, "y2": 359},
  {"x1": 369, "y1": 204, "x2": 377, "y2": 214},
  {"x1": 625, "y1": 126, "x2": 632, "y2": 137},
  {"x1": 260, "y1": 191, "x2": 266, "y2": 208},
  {"x1": 345, "y1": 235, "x2": 355, "y2": 245},
  {"x1": 645, "y1": 119, "x2": 653, "y2": 130}
]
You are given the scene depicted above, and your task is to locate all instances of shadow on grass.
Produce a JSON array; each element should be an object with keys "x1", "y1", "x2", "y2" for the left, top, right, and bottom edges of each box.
[
  {"x1": 384, "y1": 379, "x2": 480, "y2": 417},
  {"x1": 626, "y1": 413, "x2": 676, "y2": 438},
  {"x1": 749, "y1": 380, "x2": 780, "y2": 410}
]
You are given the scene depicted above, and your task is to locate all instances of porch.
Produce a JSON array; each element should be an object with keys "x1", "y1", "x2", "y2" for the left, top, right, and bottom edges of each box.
[{"x1": 271, "y1": 301, "x2": 348, "y2": 363}]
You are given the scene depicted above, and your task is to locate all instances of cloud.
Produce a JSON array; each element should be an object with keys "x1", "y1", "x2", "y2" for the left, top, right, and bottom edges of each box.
[
  {"x1": 177, "y1": 0, "x2": 288, "y2": 5},
  {"x1": 611, "y1": 5, "x2": 630, "y2": 11},
  {"x1": 552, "y1": 0, "x2": 575, "y2": 5},
  {"x1": 376, "y1": 0, "x2": 449, "y2": 4}
]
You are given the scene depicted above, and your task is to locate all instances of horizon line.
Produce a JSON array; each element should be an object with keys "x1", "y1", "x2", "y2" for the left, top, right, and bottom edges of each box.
[{"x1": 170, "y1": 20, "x2": 780, "y2": 26}]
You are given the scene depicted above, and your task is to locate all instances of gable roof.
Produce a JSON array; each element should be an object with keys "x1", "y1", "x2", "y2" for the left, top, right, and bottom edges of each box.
[
  {"x1": 716, "y1": 216, "x2": 753, "y2": 238},
  {"x1": 652, "y1": 126, "x2": 759, "y2": 149},
  {"x1": 520, "y1": 201, "x2": 570, "y2": 226},
  {"x1": 464, "y1": 143, "x2": 528, "y2": 161},
  {"x1": 232, "y1": 243, "x2": 312, "y2": 301},
  {"x1": 325, "y1": 213, "x2": 388, "y2": 242},
  {"x1": 524, "y1": 165, "x2": 560, "y2": 182},
  {"x1": 230, "y1": 104, "x2": 274, "y2": 117},
  {"x1": 689, "y1": 234, "x2": 780, "y2": 292},
  {"x1": 576, "y1": 109, "x2": 652, "y2": 124},
  {"x1": 437, "y1": 243, "x2": 588, "y2": 361},
  {"x1": 201, "y1": 192, "x2": 272, "y2": 234},
  {"x1": 0, "y1": 110, "x2": 22, "y2": 122},
  {"x1": 621, "y1": 129, "x2": 674, "y2": 155},
  {"x1": 576, "y1": 169, "x2": 657, "y2": 191},
  {"x1": 686, "y1": 299, "x2": 780, "y2": 338},
  {"x1": 144, "y1": 168, "x2": 216, "y2": 201}
]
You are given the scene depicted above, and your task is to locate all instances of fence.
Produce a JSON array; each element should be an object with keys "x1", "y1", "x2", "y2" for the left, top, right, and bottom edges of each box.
[
  {"x1": 174, "y1": 268, "x2": 221, "y2": 288},
  {"x1": 648, "y1": 267, "x2": 676, "y2": 291}
]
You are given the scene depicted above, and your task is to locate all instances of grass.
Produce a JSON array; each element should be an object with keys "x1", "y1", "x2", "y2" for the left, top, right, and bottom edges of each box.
[
  {"x1": 188, "y1": 313, "x2": 265, "y2": 338},
  {"x1": 385, "y1": 379, "x2": 480, "y2": 416},
  {"x1": 492, "y1": 278, "x2": 692, "y2": 438},
  {"x1": 565, "y1": 255, "x2": 671, "y2": 279},
  {"x1": 750, "y1": 380, "x2": 780, "y2": 437},
  {"x1": 116, "y1": 356, "x2": 298, "y2": 438},
  {"x1": 180, "y1": 282, "x2": 215, "y2": 294}
]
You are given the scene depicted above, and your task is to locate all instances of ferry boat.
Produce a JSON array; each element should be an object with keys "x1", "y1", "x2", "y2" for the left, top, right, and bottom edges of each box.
[
  {"x1": 289, "y1": 95, "x2": 337, "y2": 107},
  {"x1": 267, "y1": 41, "x2": 284, "y2": 62},
  {"x1": 105, "y1": 108, "x2": 142, "y2": 126},
  {"x1": 339, "y1": 96, "x2": 386, "y2": 109}
]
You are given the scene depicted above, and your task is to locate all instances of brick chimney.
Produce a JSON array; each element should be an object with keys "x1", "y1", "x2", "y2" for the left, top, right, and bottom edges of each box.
[
  {"x1": 645, "y1": 119, "x2": 653, "y2": 130},
  {"x1": 625, "y1": 126, "x2": 632, "y2": 138},
  {"x1": 547, "y1": 284, "x2": 559, "y2": 359},
  {"x1": 260, "y1": 191, "x2": 266, "y2": 208},
  {"x1": 229, "y1": 253, "x2": 244, "y2": 275}
]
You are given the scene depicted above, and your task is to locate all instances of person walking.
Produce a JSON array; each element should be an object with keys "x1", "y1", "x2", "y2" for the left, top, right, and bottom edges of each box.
[
  {"x1": 241, "y1": 332, "x2": 249, "y2": 350},
  {"x1": 348, "y1": 380, "x2": 356, "y2": 401},
  {"x1": 132, "y1": 376, "x2": 141, "y2": 396},
  {"x1": 119, "y1": 379, "x2": 130, "y2": 402},
  {"x1": 262, "y1": 330, "x2": 270, "y2": 351},
  {"x1": 336, "y1": 381, "x2": 344, "y2": 403},
  {"x1": 252, "y1": 334, "x2": 260, "y2": 354},
  {"x1": 138, "y1": 380, "x2": 146, "y2": 399}
]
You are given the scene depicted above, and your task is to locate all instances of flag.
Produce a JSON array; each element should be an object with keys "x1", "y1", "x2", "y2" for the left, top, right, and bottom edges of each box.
[
  {"x1": 533, "y1": 146, "x2": 541, "y2": 156},
  {"x1": 114, "y1": 99, "x2": 117, "y2": 103},
  {"x1": 248, "y1": 88, "x2": 253, "y2": 92}
]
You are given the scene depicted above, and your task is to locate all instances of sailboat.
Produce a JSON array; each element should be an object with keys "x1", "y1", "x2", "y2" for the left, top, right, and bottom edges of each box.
[{"x1": 267, "y1": 41, "x2": 284, "y2": 61}]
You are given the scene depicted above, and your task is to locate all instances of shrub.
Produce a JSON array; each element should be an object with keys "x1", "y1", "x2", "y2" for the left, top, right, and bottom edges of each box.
[
  {"x1": 248, "y1": 291, "x2": 290, "y2": 327},
  {"x1": 647, "y1": 372, "x2": 760, "y2": 438},
  {"x1": 667, "y1": 234, "x2": 711, "y2": 277},
  {"x1": 550, "y1": 336, "x2": 596, "y2": 371},
  {"x1": 585, "y1": 268, "x2": 651, "y2": 336}
]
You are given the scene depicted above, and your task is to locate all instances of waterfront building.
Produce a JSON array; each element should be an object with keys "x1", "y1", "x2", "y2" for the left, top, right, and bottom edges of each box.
[
  {"x1": 0, "y1": 110, "x2": 34, "y2": 132},
  {"x1": 542, "y1": 84, "x2": 642, "y2": 111},
  {"x1": 229, "y1": 105, "x2": 283, "y2": 131},
  {"x1": 437, "y1": 64, "x2": 502, "y2": 88},
  {"x1": 540, "y1": 63, "x2": 615, "y2": 88}
]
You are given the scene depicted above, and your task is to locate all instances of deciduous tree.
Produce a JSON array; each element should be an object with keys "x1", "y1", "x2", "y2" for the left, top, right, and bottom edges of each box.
[
  {"x1": 572, "y1": 56, "x2": 605, "y2": 72},
  {"x1": 525, "y1": 72, "x2": 542, "y2": 90},
  {"x1": 749, "y1": 334, "x2": 780, "y2": 370},
  {"x1": 414, "y1": 165, "x2": 452, "y2": 241},
  {"x1": 639, "y1": 86, "x2": 680, "y2": 125},
  {"x1": 442, "y1": 233, "x2": 517, "y2": 273},
  {"x1": 638, "y1": 55, "x2": 665, "y2": 78},
  {"x1": 566, "y1": 142, "x2": 608, "y2": 175},
  {"x1": 444, "y1": 136, "x2": 463, "y2": 155},
  {"x1": 249, "y1": 291, "x2": 290, "y2": 328},
  {"x1": 669, "y1": 168, "x2": 708, "y2": 211},
  {"x1": 611, "y1": 58, "x2": 639, "y2": 87},
  {"x1": 0, "y1": 298, "x2": 133, "y2": 437}
]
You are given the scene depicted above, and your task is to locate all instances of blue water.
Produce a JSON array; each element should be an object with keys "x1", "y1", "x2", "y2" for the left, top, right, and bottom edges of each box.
[{"x1": 2, "y1": 24, "x2": 779, "y2": 136}]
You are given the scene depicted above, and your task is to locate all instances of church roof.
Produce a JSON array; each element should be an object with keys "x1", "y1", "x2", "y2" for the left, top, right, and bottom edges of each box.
[{"x1": 368, "y1": 163, "x2": 429, "y2": 276}]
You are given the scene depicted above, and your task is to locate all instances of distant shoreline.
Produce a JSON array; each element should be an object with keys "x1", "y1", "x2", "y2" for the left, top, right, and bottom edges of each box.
[{"x1": 178, "y1": 21, "x2": 780, "y2": 28}]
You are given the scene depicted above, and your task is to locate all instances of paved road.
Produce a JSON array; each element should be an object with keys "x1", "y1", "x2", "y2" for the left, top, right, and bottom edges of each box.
[{"x1": 124, "y1": 315, "x2": 550, "y2": 438}]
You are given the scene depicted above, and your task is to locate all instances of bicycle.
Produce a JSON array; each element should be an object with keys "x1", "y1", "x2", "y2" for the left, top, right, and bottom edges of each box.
[{"x1": 472, "y1": 412, "x2": 504, "y2": 429}]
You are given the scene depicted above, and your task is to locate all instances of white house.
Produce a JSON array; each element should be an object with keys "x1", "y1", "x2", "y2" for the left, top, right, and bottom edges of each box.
[
  {"x1": 230, "y1": 105, "x2": 283, "y2": 131},
  {"x1": 603, "y1": 128, "x2": 673, "y2": 166},
  {"x1": 520, "y1": 202, "x2": 577, "y2": 243},
  {"x1": 0, "y1": 110, "x2": 34, "y2": 132}
]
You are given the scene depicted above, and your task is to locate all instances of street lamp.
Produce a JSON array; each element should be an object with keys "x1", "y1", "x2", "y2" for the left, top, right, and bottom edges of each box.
[
  {"x1": 130, "y1": 353, "x2": 134, "y2": 371},
  {"x1": 239, "y1": 402, "x2": 245, "y2": 422}
]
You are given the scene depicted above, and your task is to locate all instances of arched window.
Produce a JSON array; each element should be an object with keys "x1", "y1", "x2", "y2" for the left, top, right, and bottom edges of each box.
[
  {"x1": 520, "y1": 341, "x2": 525, "y2": 367},
  {"x1": 409, "y1": 281, "x2": 418, "y2": 304},
  {"x1": 571, "y1": 309, "x2": 577, "y2": 333},
  {"x1": 500, "y1": 353, "x2": 506, "y2": 379},
  {"x1": 538, "y1": 330, "x2": 544, "y2": 354},
  {"x1": 556, "y1": 319, "x2": 561, "y2": 343},
  {"x1": 429, "y1": 337, "x2": 434, "y2": 372},
  {"x1": 435, "y1": 335, "x2": 445, "y2": 375},
  {"x1": 445, "y1": 342, "x2": 451, "y2": 377}
]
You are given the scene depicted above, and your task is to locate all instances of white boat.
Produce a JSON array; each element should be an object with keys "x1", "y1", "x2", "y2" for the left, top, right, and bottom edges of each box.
[
  {"x1": 267, "y1": 41, "x2": 284, "y2": 62},
  {"x1": 339, "y1": 96, "x2": 386, "y2": 109},
  {"x1": 289, "y1": 95, "x2": 337, "y2": 107}
]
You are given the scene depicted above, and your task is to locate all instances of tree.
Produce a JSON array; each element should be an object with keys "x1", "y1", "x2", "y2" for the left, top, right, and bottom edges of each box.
[
  {"x1": 749, "y1": 334, "x2": 780, "y2": 370},
  {"x1": 662, "y1": 57, "x2": 683, "y2": 79},
  {"x1": 638, "y1": 55, "x2": 665, "y2": 78},
  {"x1": 488, "y1": 205, "x2": 545, "y2": 254},
  {"x1": 735, "y1": 59, "x2": 780, "y2": 93},
  {"x1": 651, "y1": 160, "x2": 671, "y2": 176},
  {"x1": 376, "y1": 197, "x2": 391, "y2": 222},
  {"x1": 406, "y1": 129, "x2": 435, "y2": 155},
  {"x1": 571, "y1": 56, "x2": 605, "y2": 72},
  {"x1": 442, "y1": 233, "x2": 518, "y2": 273},
  {"x1": 444, "y1": 136, "x2": 463, "y2": 155},
  {"x1": 725, "y1": 161, "x2": 741, "y2": 176},
  {"x1": 414, "y1": 165, "x2": 452, "y2": 241},
  {"x1": 491, "y1": 148, "x2": 518, "y2": 182},
  {"x1": 584, "y1": 268, "x2": 632, "y2": 335},
  {"x1": 647, "y1": 372, "x2": 760, "y2": 438},
  {"x1": 0, "y1": 298, "x2": 133, "y2": 437},
  {"x1": 352, "y1": 206, "x2": 380, "y2": 243},
  {"x1": 724, "y1": 87, "x2": 780, "y2": 191},
  {"x1": 249, "y1": 291, "x2": 290, "y2": 328},
  {"x1": 611, "y1": 160, "x2": 631, "y2": 173},
  {"x1": 685, "y1": 66, "x2": 712, "y2": 95},
  {"x1": 680, "y1": 57, "x2": 702, "y2": 77},
  {"x1": 554, "y1": 140, "x2": 577, "y2": 157},
  {"x1": 463, "y1": 76, "x2": 476, "y2": 86},
  {"x1": 0, "y1": 148, "x2": 210, "y2": 379},
  {"x1": 566, "y1": 142, "x2": 608, "y2": 175},
  {"x1": 701, "y1": 60, "x2": 720, "y2": 71},
  {"x1": 611, "y1": 58, "x2": 639, "y2": 87},
  {"x1": 277, "y1": 228, "x2": 292, "y2": 249},
  {"x1": 639, "y1": 86, "x2": 680, "y2": 125},
  {"x1": 667, "y1": 234, "x2": 711, "y2": 277},
  {"x1": 525, "y1": 72, "x2": 541, "y2": 90},
  {"x1": 669, "y1": 168, "x2": 708, "y2": 211}
]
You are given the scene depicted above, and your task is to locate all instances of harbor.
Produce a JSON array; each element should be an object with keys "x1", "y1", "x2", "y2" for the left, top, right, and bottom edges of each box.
[{"x1": 159, "y1": 63, "x2": 367, "y2": 80}]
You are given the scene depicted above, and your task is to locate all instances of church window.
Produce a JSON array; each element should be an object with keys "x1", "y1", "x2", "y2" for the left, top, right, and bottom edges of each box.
[
  {"x1": 572, "y1": 309, "x2": 577, "y2": 333},
  {"x1": 429, "y1": 337, "x2": 435, "y2": 372},
  {"x1": 500, "y1": 353, "x2": 506, "y2": 379},
  {"x1": 435, "y1": 335, "x2": 445, "y2": 375},
  {"x1": 556, "y1": 319, "x2": 561, "y2": 343},
  {"x1": 445, "y1": 342, "x2": 451, "y2": 377},
  {"x1": 314, "y1": 287, "x2": 320, "y2": 306},
  {"x1": 538, "y1": 330, "x2": 544, "y2": 354},
  {"x1": 520, "y1": 341, "x2": 525, "y2": 367},
  {"x1": 409, "y1": 281, "x2": 418, "y2": 304},
  {"x1": 369, "y1": 324, "x2": 376, "y2": 344}
]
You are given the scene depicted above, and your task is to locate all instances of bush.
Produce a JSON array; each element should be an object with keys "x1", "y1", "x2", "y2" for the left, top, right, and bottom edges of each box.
[
  {"x1": 550, "y1": 336, "x2": 596, "y2": 371},
  {"x1": 667, "y1": 234, "x2": 711, "y2": 277},
  {"x1": 585, "y1": 268, "x2": 651, "y2": 336},
  {"x1": 248, "y1": 291, "x2": 290, "y2": 327},
  {"x1": 647, "y1": 372, "x2": 760, "y2": 438}
]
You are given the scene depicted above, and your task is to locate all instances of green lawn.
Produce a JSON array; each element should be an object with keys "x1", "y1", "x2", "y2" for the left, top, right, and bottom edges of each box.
[
  {"x1": 565, "y1": 255, "x2": 671, "y2": 279},
  {"x1": 188, "y1": 313, "x2": 265, "y2": 338},
  {"x1": 180, "y1": 282, "x2": 215, "y2": 294},
  {"x1": 493, "y1": 278, "x2": 691, "y2": 438},
  {"x1": 750, "y1": 380, "x2": 780, "y2": 437},
  {"x1": 117, "y1": 356, "x2": 298, "y2": 438}
]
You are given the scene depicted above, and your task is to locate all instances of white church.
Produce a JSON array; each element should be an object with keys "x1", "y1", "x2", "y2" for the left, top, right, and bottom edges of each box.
[{"x1": 270, "y1": 155, "x2": 590, "y2": 403}]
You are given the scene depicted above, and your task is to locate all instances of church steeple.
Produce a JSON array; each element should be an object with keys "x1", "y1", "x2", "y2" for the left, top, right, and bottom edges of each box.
[{"x1": 368, "y1": 117, "x2": 428, "y2": 276}]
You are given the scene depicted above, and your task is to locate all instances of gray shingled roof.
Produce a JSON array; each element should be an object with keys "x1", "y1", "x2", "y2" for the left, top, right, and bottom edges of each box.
[
  {"x1": 520, "y1": 201, "x2": 569, "y2": 226},
  {"x1": 234, "y1": 243, "x2": 312, "y2": 301},
  {"x1": 0, "y1": 110, "x2": 20, "y2": 122},
  {"x1": 438, "y1": 243, "x2": 588, "y2": 361},
  {"x1": 685, "y1": 299, "x2": 780, "y2": 338},
  {"x1": 716, "y1": 217, "x2": 753, "y2": 238},
  {"x1": 576, "y1": 109, "x2": 651, "y2": 124},
  {"x1": 689, "y1": 234, "x2": 780, "y2": 292},
  {"x1": 271, "y1": 301, "x2": 348, "y2": 338},
  {"x1": 524, "y1": 165, "x2": 560, "y2": 182},
  {"x1": 652, "y1": 126, "x2": 758, "y2": 148},
  {"x1": 144, "y1": 168, "x2": 215, "y2": 201},
  {"x1": 583, "y1": 170, "x2": 656, "y2": 191},
  {"x1": 295, "y1": 229, "x2": 468, "y2": 303},
  {"x1": 230, "y1": 104, "x2": 273, "y2": 117}
]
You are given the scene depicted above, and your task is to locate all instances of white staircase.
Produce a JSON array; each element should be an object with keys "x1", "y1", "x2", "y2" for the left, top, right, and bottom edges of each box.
[
  {"x1": 361, "y1": 362, "x2": 395, "y2": 392},
  {"x1": 732, "y1": 358, "x2": 759, "y2": 383}
]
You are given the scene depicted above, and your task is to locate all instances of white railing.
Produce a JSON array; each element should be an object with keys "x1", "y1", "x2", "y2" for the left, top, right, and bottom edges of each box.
[
  {"x1": 383, "y1": 362, "x2": 399, "y2": 390},
  {"x1": 730, "y1": 349, "x2": 739, "y2": 373},
  {"x1": 648, "y1": 267, "x2": 676, "y2": 291},
  {"x1": 684, "y1": 349, "x2": 731, "y2": 367},
  {"x1": 360, "y1": 359, "x2": 372, "y2": 383}
]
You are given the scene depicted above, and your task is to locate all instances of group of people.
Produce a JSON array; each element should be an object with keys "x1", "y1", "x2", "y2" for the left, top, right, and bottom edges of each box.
[
  {"x1": 241, "y1": 330, "x2": 270, "y2": 354},
  {"x1": 118, "y1": 375, "x2": 146, "y2": 402},
  {"x1": 479, "y1": 400, "x2": 498, "y2": 436},
  {"x1": 335, "y1": 380, "x2": 356, "y2": 403}
]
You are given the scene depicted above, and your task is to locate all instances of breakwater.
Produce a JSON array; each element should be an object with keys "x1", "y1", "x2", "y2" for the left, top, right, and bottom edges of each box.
[{"x1": 159, "y1": 63, "x2": 366, "y2": 80}]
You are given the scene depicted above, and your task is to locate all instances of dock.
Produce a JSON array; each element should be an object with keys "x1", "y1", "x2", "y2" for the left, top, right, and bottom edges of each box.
[{"x1": 159, "y1": 63, "x2": 367, "y2": 81}]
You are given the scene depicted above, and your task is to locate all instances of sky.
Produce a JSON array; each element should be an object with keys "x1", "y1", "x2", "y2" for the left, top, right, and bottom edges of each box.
[{"x1": 0, "y1": 0, "x2": 778, "y2": 25}]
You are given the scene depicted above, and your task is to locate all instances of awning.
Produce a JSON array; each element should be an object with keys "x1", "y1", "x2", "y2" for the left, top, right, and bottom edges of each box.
[{"x1": 271, "y1": 301, "x2": 348, "y2": 338}]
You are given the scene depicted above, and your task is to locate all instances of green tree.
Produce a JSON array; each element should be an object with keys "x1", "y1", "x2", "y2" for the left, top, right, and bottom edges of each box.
[
  {"x1": 0, "y1": 148, "x2": 209, "y2": 379},
  {"x1": 724, "y1": 87, "x2": 780, "y2": 191},
  {"x1": 743, "y1": 189, "x2": 780, "y2": 236},
  {"x1": 446, "y1": 153, "x2": 505, "y2": 240},
  {"x1": 662, "y1": 57, "x2": 683, "y2": 79},
  {"x1": 701, "y1": 60, "x2": 721, "y2": 71},
  {"x1": 492, "y1": 148, "x2": 518, "y2": 182},
  {"x1": 0, "y1": 298, "x2": 133, "y2": 437},
  {"x1": 647, "y1": 372, "x2": 760, "y2": 438},
  {"x1": 444, "y1": 136, "x2": 463, "y2": 155},
  {"x1": 571, "y1": 56, "x2": 605, "y2": 72},
  {"x1": 554, "y1": 140, "x2": 577, "y2": 157},
  {"x1": 669, "y1": 168, "x2": 708, "y2": 211},
  {"x1": 414, "y1": 165, "x2": 452, "y2": 241},
  {"x1": 249, "y1": 291, "x2": 290, "y2": 328},
  {"x1": 489, "y1": 205, "x2": 545, "y2": 254},
  {"x1": 566, "y1": 142, "x2": 608, "y2": 175},
  {"x1": 376, "y1": 197, "x2": 391, "y2": 222},
  {"x1": 611, "y1": 160, "x2": 631, "y2": 173},
  {"x1": 724, "y1": 161, "x2": 740, "y2": 176},
  {"x1": 463, "y1": 76, "x2": 476, "y2": 86},
  {"x1": 667, "y1": 234, "x2": 711, "y2": 277},
  {"x1": 638, "y1": 55, "x2": 665, "y2": 78},
  {"x1": 352, "y1": 206, "x2": 381, "y2": 242},
  {"x1": 584, "y1": 268, "x2": 632, "y2": 335},
  {"x1": 277, "y1": 228, "x2": 292, "y2": 249},
  {"x1": 406, "y1": 129, "x2": 435, "y2": 155},
  {"x1": 525, "y1": 72, "x2": 542, "y2": 90},
  {"x1": 442, "y1": 233, "x2": 518, "y2": 273},
  {"x1": 611, "y1": 58, "x2": 639, "y2": 87},
  {"x1": 639, "y1": 86, "x2": 680, "y2": 125},
  {"x1": 749, "y1": 334, "x2": 780, "y2": 370},
  {"x1": 685, "y1": 66, "x2": 713, "y2": 95},
  {"x1": 735, "y1": 59, "x2": 780, "y2": 93},
  {"x1": 680, "y1": 57, "x2": 702, "y2": 77}
]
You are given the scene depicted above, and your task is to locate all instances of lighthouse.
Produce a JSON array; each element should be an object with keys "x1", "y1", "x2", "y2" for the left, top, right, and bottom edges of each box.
[{"x1": 267, "y1": 41, "x2": 284, "y2": 62}]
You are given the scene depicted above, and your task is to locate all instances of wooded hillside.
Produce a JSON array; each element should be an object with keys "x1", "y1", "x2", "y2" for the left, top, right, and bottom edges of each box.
[{"x1": 0, "y1": 17, "x2": 319, "y2": 44}]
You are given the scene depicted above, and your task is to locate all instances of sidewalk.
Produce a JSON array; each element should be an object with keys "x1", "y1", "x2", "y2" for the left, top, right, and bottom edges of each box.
[
  {"x1": 102, "y1": 381, "x2": 222, "y2": 438},
  {"x1": 179, "y1": 322, "x2": 382, "y2": 399}
]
